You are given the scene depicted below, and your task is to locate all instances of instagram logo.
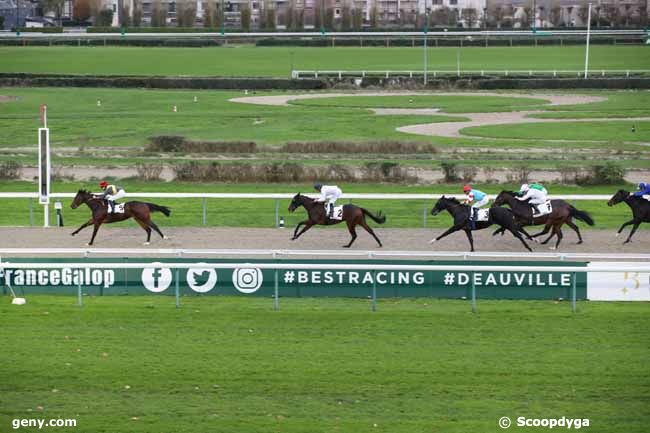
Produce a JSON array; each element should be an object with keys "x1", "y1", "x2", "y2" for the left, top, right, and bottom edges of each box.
[{"x1": 232, "y1": 268, "x2": 263, "y2": 293}]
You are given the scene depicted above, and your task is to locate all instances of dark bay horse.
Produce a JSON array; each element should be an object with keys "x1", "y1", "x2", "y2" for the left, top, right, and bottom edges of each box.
[
  {"x1": 288, "y1": 193, "x2": 386, "y2": 248},
  {"x1": 608, "y1": 189, "x2": 650, "y2": 243},
  {"x1": 492, "y1": 191, "x2": 595, "y2": 250},
  {"x1": 429, "y1": 196, "x2": 532, "y2": 252},
  {"x1": 70, "y1": 189, "x2": 171, "y2": 246}
]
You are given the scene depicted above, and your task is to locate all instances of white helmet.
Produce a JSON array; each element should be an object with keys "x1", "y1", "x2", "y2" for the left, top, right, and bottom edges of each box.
[{"x1": 520, "y1": 183, "x2": 530, "y2": 192}]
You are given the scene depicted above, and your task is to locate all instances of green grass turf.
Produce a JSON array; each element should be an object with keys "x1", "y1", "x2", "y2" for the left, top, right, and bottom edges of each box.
[
  {"x1": 0, "y1": 296, "x2": 647, "y2": 433},
  {"x1": 1, "y1": 45, "x2": 649, "y2": 77},
  {"x1": 461, "y1": 121, "x2": 650, "y2": 142},
  {"x1": 0, "y1": 181, "x2": 637, "y2": 229}
]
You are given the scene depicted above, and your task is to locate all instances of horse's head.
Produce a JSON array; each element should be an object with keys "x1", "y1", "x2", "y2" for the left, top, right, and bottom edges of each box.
[
  {"x1": 71, "y1": 189, "x2": 91, "y2": 209},
  {"x1": 288, "y1": 193, "x2": 304, "y2": 213},
  {"x1": 608, "y1": 189, "x2": 629, "y2": 207},
  {"x1": 431, "y1": 196, "x2": 459, "y2": 216},
  {"x1": 492, "y1": 190, "x2": 514, "y2": 207}
]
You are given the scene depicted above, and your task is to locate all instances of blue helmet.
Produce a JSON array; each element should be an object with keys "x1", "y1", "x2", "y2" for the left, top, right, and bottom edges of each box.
[
  {"x1": 313, "y1": 182, "x2": 322, "y2": 191},
  {"x1": 639, "y1": 182, "x2": 647, "y2": 190}
]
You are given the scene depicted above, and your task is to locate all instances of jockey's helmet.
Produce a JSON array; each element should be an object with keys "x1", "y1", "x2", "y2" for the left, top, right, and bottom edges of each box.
[
  {"x1": 99, "y1": 181, "x2": 109, "y2": 189},
  {"x1": 313, "y1": 183, "x2": 322, "y2": 191},
  {"x1": 639, "y1": 182, "x2": 647, "y2": 190},
  {"x1": 520, "y1": 183, "x2": 530, "y2": 192},
  {"x1": 463, "y1": 185, "x2": 471, "y2": 193}
]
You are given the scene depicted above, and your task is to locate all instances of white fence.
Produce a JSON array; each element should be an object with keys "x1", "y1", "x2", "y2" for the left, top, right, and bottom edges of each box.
[
  {"x1": 292, "y1": 69, "x2": 650, "y2": 79},
  {"x1": 0, "y1": 248, "x2": 648, "y2": 262},
  {"x1": 0, "y1": 192, "x2": 612, "y2": 228},
  {"x1": 0, "y1": 192, "x2": 612, "y2": 227},
  {"x1": 2, "y1": 261, "x2": 649, "y2": 312}
]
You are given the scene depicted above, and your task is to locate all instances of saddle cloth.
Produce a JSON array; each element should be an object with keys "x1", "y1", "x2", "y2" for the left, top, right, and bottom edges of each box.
[
  {"x1": 109, "y1": 203, "x2": 126, "y2": 214},
  {"x1": 532, "y1": 200, "x2": 552, "y2": 218},
  {"x1": 328, "y1": 205, "x2": 344, "y2": 220},
  {"x1": 475, "y1": 208, "x2": 490, "y2": 222},
  {"x1": 643, "y1": 194, "x2": 650, "y2": 201}
]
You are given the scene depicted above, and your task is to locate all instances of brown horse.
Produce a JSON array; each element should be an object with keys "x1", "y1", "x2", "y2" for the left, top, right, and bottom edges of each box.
[
  {"x1": 70, "y1": 189, "x2": 171, "y2": 246},
  {"x1": 492, "y1": 191, "x2": 594, "y2": 250},
  {"x1": 288, "y1": 193, "x2": 386, "y2": 248}
]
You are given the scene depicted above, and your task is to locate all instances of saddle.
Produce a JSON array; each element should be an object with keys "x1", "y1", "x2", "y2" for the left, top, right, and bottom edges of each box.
[
  {"x1": 327, "y1": 205, "x2": 344, "y2": 220},
  {"x1": 107, "y1": 203, "x2": 125, "y2": 214},
  {"x1": 532, "y1": 200, "x2": 553, "y2": 218}
]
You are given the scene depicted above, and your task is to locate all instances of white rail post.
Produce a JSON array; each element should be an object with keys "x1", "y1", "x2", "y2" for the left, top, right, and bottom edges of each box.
[
  {"x1": 471, "y1": 272, "x2": 477, "y2": 313},
  {"x1": 371, "y1": 270, "x2": 377, "y2": 312},
  {"x1": 571, "y1": 272, "x2": 577, "y2": 313},
  {"x1": 175, "y1": 269, "x2": 180, "y2": 308},
  {"x1": 77, "y1": 277, "x2": 83, "y2": 307},
  {"x1": 584, "y1": 3, "x2": 592, "y2": 79},
  {"x1": 202, "y1": 198, "x2": 207, "y2": 226},
  {"x1": 274, "y1": 269, "x2": 279, "y2": 311}
]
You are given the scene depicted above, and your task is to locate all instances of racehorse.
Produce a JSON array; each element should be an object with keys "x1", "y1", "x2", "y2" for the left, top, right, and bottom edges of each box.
[
  {"x1": 70, "y1": 189, "x2": 171, "y2": 246},
  {"x1": 608, "y1": 189, "x2": 650, "y2": 243},
  {"x1": 429, "y1": 196, "x2": 532, "y2": 252},
  {"x1": 492, "y1": 191, "x2": 595, "y2": 250},
  {"x1": 288, "y1": 193, "x2": 386, "y2": 248}
]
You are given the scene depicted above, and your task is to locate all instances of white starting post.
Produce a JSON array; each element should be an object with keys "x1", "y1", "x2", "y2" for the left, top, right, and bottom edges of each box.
[{"x1": 38, "y1": 104, "x2": 51, "y2": 227}]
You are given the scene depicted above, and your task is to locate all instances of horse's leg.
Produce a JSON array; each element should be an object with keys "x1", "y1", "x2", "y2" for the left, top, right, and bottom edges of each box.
[
  {"x1": 502, "y1": 221, "x2": 533, "y2": 252},
  {"x1": 517, "y1": 226, "x2": 535, "y2": 241},
  {"x1": 616, "y1": 219, "x2": 637, "y2": 237},
  {"x1": 359, "y1": 220, "x2": 382, "y2": 247},
  {"x1": 429, "y1": 224, "x2": 463, "y2": 244},
  {"x1": 624, "y1": 222, "x2": 641, "y2": 244},
  {"x1": 540, "y1": 224, "x2": 556, "y2": 245},
  {"x1": 293, "y1": 222, "x2": 314, "y2": 240},
  {"x1": 343, "y1": 221, "x2": 358, "y2": 248},
  {"x1": 148, "y1": 220, "x2": 166, "y2": 239},
  {"x1": 565, "y1": 220, "x2": 583, "y2": 244},
  {"x1": 132, "y1": 217, "x2": 152, "y2": 245},
  {"x1": 532, "y1": 224, "x2": 552, "y2": 239},
  {"x1": 551, "y1": 226, "x2": 564, "y2": 250},
  {"x1": 292, "y1": 220, "x2": 307, "y2": 240},
  {"x1": 71, "y1": 218, "x2": 93, "y2": 236},
  {"x1": 492, "y1": 227, "x2": 506, "y2": 237},
  {"x1": 87, "y1": 222, "x2": 102, "y2": 246},
  {"x1": 463, "y1": 229, "x2": 475, "y2": 252}
]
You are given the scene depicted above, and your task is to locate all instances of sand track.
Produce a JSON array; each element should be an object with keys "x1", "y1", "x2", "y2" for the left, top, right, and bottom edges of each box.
[{"x1": 0, "y1": 227, "x2": 647, "y2": 255}]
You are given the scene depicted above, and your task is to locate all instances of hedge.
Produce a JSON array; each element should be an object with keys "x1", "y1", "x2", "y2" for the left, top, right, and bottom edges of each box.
[{"x1": 0, "y1": 73, "x2": 325, "y2": 90}]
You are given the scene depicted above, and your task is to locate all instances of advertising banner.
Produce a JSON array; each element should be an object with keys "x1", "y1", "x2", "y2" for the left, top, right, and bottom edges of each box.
[
  {"x1": 587, "y1": 262, "x2": 650, "y2": 301},
  {"x1": 0, "y1": 258, "x2": 587, "y2": 300}
]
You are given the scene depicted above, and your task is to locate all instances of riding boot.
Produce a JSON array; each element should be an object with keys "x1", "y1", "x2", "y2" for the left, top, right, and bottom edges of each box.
[
  {"x1": 470, "y1": 208, "x2": 477, "y2": 230},
  {"x1": 328, "y1": 203, "x2": 334, "y2": 218},
  {"x1": 109, "y1": 200, "x2": 115, "y2": 214}
]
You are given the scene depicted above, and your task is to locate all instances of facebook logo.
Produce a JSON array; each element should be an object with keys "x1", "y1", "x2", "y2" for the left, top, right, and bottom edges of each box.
[{"x1": 141, "y1": 263, "x2": 172, "y2": 293}]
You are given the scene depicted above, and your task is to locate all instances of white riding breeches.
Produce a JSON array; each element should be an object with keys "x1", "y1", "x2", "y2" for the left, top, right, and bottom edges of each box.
[
  {"x1": 471, "y1": 196, "x2": 489, "y2": 209},
  {"x1": 106, "y1": 190, "x2": 126, "y2": 201}
]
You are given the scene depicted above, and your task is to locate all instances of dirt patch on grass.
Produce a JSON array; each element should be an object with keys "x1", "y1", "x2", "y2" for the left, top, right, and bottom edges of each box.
[{"x1": 0, "y1": 95, "x2": 18, "y2": 103}]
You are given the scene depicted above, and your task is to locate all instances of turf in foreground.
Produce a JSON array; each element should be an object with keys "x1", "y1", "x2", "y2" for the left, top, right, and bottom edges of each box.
[{"x1": 0, "y1": 296, "x2": 647, "y2": 433}]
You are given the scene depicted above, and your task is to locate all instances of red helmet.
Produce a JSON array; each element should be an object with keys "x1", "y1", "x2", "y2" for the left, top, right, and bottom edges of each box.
[
  {"x1": 99, "y1": 181, "x2": 109, "y2": 188},
  {"x1": 463, "y1": 185, "x2": 471, "y2": 193}
]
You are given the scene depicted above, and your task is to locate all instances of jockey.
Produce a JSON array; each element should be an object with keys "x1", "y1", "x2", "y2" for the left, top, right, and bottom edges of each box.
[
  {"x1": 516, "y1": 183, "x2": 548, "y2": 217},
  {"x1": 463, "y1": 184, "x2": 489, "y2": 223},
  {"x1": 97, "y1": 181, "x2": 126, "y2": 214},
  {"x1": 314, "y1": 182, "x2": 342, "y2": 218},
  {"x1": 632, "y1": 182, "x2": 650, "y2": 199}
]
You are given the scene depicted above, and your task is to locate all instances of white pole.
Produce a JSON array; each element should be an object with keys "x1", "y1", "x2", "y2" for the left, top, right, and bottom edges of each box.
[
  {"x1": 423, "y1": 5, "x2": 428, "y2": 85},
  {"x1": 584, "y1": 3, "x2": 592, "y2": 79}
]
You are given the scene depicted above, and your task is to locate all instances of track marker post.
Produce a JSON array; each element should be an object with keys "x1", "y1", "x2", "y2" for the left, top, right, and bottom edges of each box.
[
  {"x1": 175, "y1": 269, "x2": 180, "y2": 308},
  {"x1": 38, "y1": 105, "x2": 50, "y2": 227},
  {"x1": 371, "y1": 270, "x2": 377, "y2": 312}
]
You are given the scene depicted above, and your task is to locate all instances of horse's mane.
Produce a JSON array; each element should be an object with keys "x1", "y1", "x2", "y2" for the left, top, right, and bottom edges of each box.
[{"x1": 441, "y1": 196, "x2": 461, "y2": 205}]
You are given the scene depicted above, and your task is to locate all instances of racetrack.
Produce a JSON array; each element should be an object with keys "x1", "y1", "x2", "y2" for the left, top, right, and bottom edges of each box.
[{"x1": 1, "y1": 227, "x2": 647, "y2": 254}]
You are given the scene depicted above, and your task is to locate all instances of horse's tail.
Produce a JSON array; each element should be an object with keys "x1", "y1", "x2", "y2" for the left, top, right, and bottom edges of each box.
[
  {"x1": 146, "y1": 203, "x2": 171, "y2": 217},
  {"x1": 361, "y1": 208, "x2": 386, "y2": 224},
  {"x1": 569, "y1": 206, "x2": 594, "y2": 226}
]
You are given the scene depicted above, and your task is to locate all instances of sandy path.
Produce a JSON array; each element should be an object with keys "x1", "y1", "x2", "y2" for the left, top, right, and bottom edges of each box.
[
  {"x1": 229, "y1": 92, "x2": 606, "y2": 107},
  {"x1": 0, "y1": 227, "x2": 647, "y2": 255},
  {"x1": 230, "y1": 91, "x2": 650, "y2": 141}
]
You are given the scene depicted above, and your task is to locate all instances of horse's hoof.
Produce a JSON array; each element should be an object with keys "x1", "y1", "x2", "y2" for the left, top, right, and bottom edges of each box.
[
  {"x1": 71, "y1": 233, "x2": 76, "y2": 237},
  {"x1": 549, "y1": 246, "x2": 557, "y2": 251},
  {"x1": 86, "y1": 243, "x2": 92, "y2": 247},
  {"x1": 343, "y1": 245, "x2": 351, "y2": 248},
  {"x1": 144, "y1": 242, "x2": 150, "y2": 246},
  {"x1": 615, "y1": 233, "x2": 620, "y2": 238},
  {"x1": 163, "y1": 236, "x2": 169, "y2": 240},
  {"x1": 429, "y1": 238, "x2": 437, "y2": 244},
  {"x1": 576, "y1": 241, "x2": 583, "y2": 245}
]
